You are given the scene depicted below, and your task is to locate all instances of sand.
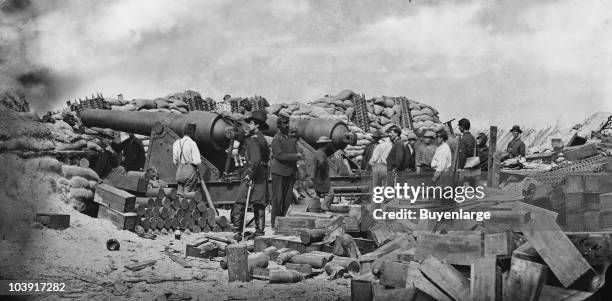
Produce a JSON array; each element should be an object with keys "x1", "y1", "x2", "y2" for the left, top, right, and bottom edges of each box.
[{"x1": 0, "y1": 154, "x2": 350, "y2": 300}]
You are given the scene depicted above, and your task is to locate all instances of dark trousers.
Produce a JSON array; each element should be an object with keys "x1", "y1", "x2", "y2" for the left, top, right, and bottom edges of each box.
[{"x1": 271, "y1": 173, "x2": 295, "y2": 227}]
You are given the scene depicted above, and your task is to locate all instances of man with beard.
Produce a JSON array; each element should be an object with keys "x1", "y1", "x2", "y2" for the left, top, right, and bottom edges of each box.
[{"x1": 231, "y1": 111, "x2": 270, "y2": 240}]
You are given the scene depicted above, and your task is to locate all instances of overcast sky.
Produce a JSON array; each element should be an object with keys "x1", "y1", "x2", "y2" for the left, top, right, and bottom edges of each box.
[{"x1": 2, "y1": 0, "x2": 611, "y2": 128}]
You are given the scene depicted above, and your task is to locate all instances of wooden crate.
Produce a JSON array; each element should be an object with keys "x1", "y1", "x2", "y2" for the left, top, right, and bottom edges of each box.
[{"x1": 97, "y1": 205, "x2": 138, "y2": 231}]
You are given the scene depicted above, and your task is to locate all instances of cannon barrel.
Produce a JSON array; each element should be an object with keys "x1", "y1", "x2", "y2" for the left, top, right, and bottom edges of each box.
[
  {"x1": 264, "y1": 115, "x2": 356, "y2": 150},
  {"x1": 80, "y1": 109, "x2": 232, "y2": 154}
]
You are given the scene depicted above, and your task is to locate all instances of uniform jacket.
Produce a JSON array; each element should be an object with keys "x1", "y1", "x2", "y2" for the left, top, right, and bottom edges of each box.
[
  {"x1": 386, "y1": 138, "x2": 405, "y2": 171},
  {"x1": 507, "y1": 137, "x2": 526, "y2": 157},
  {"x1": 242, "y1": 133, "x2": 268, "y2": 184},
  {"x1": 457, "y1": 132, "x2": 476, "y2": 169},
  {"x1": 270, "y1": 131, "x2": 300, "y2": 177},
  {"x1": 361, "y1": 142, "x2": 376, "y2": 170},
  {"x1": 313, "y1": 148, "x2": 331, "y2": 194},
  {"x1": 402, "y1": 142, "x2": 416, "y2": 171}
]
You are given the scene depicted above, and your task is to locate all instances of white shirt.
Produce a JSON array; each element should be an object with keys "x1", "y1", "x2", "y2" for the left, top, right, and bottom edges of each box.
[
  {"x1": 173, "y1": 136, "x2": 202, "y2": 165},
  {"x1": 431, "y1": 142, "x2": 452, "y2": 172},
  {"x1": 369, "y1": 139, "x2": 392, "y2": 166}
]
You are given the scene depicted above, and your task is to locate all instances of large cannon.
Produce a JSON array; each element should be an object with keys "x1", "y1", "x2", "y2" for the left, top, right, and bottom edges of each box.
[{"x1": 264, "y1": 115, "x2": 357, "y2": 152}]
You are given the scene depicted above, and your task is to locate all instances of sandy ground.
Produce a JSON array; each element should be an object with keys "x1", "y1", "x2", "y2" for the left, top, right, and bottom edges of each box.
[{"x1": 0, "y1": 154, "x2": 350, "y2": 300}]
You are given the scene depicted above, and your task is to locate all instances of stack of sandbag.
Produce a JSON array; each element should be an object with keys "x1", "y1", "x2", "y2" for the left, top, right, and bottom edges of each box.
[
  {"x1": 364, "y1": 96, "x2": 445, "y2": 133},
  {"x1": 308, "y1": 89, "x2": 357, "y2": 118},
  {"x1": 58, "y1": 163, "x2": 100, "y2": 213},
  {"x1": 267, "y1": 101, "x2": 340, "y2": 120}
]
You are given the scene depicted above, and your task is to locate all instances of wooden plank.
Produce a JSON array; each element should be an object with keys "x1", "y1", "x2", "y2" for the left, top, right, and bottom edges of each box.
[
  {"x1": 487, "y1": 126, "x2": 498, "y2": 188},
  {"x1": 564, "y1": 193, "x2": 586, "y2": 212},
  {"x1": 415, "y1": 231, "x2": 483, "y2": 265},
  {"x1": 563, "y1": 143, "x2": 598, "y2": 161},
  {"x1": 482, "y1": 209, "x2": 531, "y2": 232},
  {"x1": 539, "y1": 285, "x2": 593, "y2": 301},
  {"x1": 351, "y1": 274, "x2": 377, "y2": 301},
  {"x1": 379, "y1": 260, "x2": 411, "y2": 289},
  {"x1": 405, "y1": 262, "x2": 452, "y2": 301},
  {"x1": 109, "y1": 174, "x2": 148, "y2": 193},
  {"x1": 504, "y1": 256, "x2": 548, "y2": 301},
  {"x1": 124, "y1": 260, "x2": 156, "y2": 271},
  {"x1": 254, "y1": 235, "x2": 279, "y2": 252},
  {"x1": 353, "y1": 237, "x2": 378, "y2": 254},
  {"x1": 600, "y1": 192, "x2": 612, "y2": 211},
  {"x1": 372, "y1": 287, "x2": 417, "y2": 301},
  {"x1": 94, "y1": 183, "x2": 136, "y2": 212},
  {"x1": 275, "y1": 216, "x2": 317, "y2": 229},
  {"x1": 565, "y1": 174, "x2": 584, "y2": 193},
  {"x1": 368, "y1": 223, "x2": 396, "y2": 247},
  {"x1": 227, "y1": 244, "x2": 250, "y2": 282},
  {"x1": 484, "y1": 231, "x2": 513, "y2": 257},
  {"x1": 419, "y1": 255, "x2": 470, "y2": 301},
  {"x1": 471, "y1": 257, "x2": 500, "y2": 301},
  {"x1": 583, "y1": 173, "x2": 612, "y2": 193},
  {"x1": 520, "y1": 217, "x2": 593, "y2": 287},
  {"x1": 35, "y1": 213, "x2": 70, "y2": 230},
  {"x1": 165, "y1": 249, "x2": 192, "y2": 268},
  {"x1": 97, "y1": 205, "x2": 138, "y2": 231}
]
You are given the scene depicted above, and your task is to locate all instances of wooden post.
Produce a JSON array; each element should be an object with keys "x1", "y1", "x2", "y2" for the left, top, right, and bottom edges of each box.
[
  {"x1": 504, "y1": 257, "x2": 548, "y2": 301},
  {"x1": 227, "y1": 244, "x2": 250, "y2": 282},
  {"x1": 487, "y1": 126, "x2": 499, "y2": 188},
  {"x1": 471, "y1": 257, "x2": 501, "y2": 301}
]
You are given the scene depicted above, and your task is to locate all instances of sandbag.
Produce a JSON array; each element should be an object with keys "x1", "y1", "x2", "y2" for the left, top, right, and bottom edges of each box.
[
  {"x1": 61, "y1": 165, "x2": 100, "y2": 182},
  {"x1": 112, "y1": 104, "x2": 136, "y2": 111},
  {"x1": 70, "y1": 176, "x2": 91, "y2": 189},
  {"x1": 420, "y1": 107, "x2": 435, "y2": 116},
  {"x1": 355, "y1": 132, "x2": 370, "y2": 140},
  {"x1": 134, "y1": 99, "x2": 157, "y2": 110},
  {"x1": 69, "y1": 188, "x2": 93, "y2": 201},
  {"x1": 420, "y1": 105, "x2": 438, "y2": 115},
  {"x1": 370, "y1": 122, "x2": 381, "y2": 129},
  {"x1": 333, "y1": 90, "x2": 355, "y2": 101},
  {"x1": 299, "y1": 115, "x2": 312, "y2": 120},
  {"x1": 270, "y1": 103, "x2": 282, "y2": 114},
  {"x1": 367, "y1": 112, "x2": 376, "y2": 122},
  {"x1": 157, "y1": 108, "x2": 172, "y2": 113},
  {"x1": 373, "y1": 105, "x2": 384, "y2": 115},
  {"x1": 86, "y1": 141, "x2": 103, "y2": 151},
  {"x1": 345, "y1": 107, "x2": 355, "y2": 119},
  {"x1": 55, "y1": 140, "x2": 88, "y2": 151},
  {"x1": 354, "y1": 155, "x2": 363, "y2": 163},
  {"x1": 356, "y1": 139, "x2": 370, "y2": 146},
  {"x1": 154, "y1": 98, "x2": 170, "y2": 109},
  {"x1": 380, "y1": 116, "x2": 392, "y2": 125},
  {"x1": 334, "y1": 99, "x2": 346, "y2": 107},
  {"x1": 366, "y1": 103, "x2": 374, "y2": 113},
  {"x1": 343, "y1": 100, "x2": 354, "y2": 107},
  {"x1": 409, "y1": 102, "x2": 422, "y2": 110},
  {"x1": 324, "y1": 107, "x2": 335, "y2": 114},
  {"x1": 373, "y1": 97, "x2": 385, "y2": 105},
  {"x1": 106, "y1": 98, "x2": 129, "y2": 106},
  {"x1": 348, "y1": 125, "x2": 364, "y2": 133},
  {"x1": 413, "y1": 115, "x2": 437, "y2": 123},
  {"x1": 293, "y1": 108, "x2": 312, "y2": 115},
  {"x1": 382, "y1": 108, "x2": 395, "y2": 119},
  {"x1": 384, "y1": 98, "x2": 395, "y2": 108}
]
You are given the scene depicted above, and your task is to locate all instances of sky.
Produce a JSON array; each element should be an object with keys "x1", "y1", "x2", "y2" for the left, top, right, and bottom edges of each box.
[{"x1": 1, "y1": 0, "x2": 611, "y2": 128}]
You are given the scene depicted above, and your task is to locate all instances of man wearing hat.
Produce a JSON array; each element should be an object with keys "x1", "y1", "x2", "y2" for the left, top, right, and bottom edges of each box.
[
  {"x1": 313, "y1": 136, "x2": 333, "y2": 211},
  {"x1": 369, "y1": 131, "x2": 392, "y2": 188},
  {"x1": 172, "y1": 123, "x2": 202, "y2": 197},
  {"x1": 507, "y1": 125, "x2": 526, "y2": 157},
  {"x1": 415, "y1": 130, "x2": 437, "y2": 173},
  {"x1": 270, "y1": 113, "x2": 303, "y2": 228},
  {"x1": 402, "y1": 132, "x2": 417, "y2": 171},
  {"x1": 231, "y1": 111, "x2": 270, "y2": 239},
  {"x1": 477, "y1": 133, "x2": 489, "y2": 171},
  {"x1": 361, "y1": 130, "x2": 383, "y2": 171},
  {"x1": 385, "y1": 126, "x2": 405, "y2": 179}
]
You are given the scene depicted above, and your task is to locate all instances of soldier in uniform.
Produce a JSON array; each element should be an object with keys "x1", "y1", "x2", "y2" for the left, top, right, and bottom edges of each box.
[
  {"x1": 270, "y1": 113, "x2": 303, "y2": 228},
  {"x1": 231, "y1": 111, "x2": 270, "y2": 240}
]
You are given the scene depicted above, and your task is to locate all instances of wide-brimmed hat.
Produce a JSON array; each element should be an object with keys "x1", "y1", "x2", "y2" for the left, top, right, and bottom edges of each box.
[
  {"x1": 510, "y1": 125, "x2": 522, "y2": 133},
  {"x1": 386, "y1": 125, "x2": 401, "y2": 133},
  {"x1": 245, "y1": 111, "x2": 270, "y2": 131},
  {"x1": 423, "y1": 130, "x2": 436, "y2": 138},
  {"x1": 315, "y1": 136, "x2": 332, "y2": 144}
]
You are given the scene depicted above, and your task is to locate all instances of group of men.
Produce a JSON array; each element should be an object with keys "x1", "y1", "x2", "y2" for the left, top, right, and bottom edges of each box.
[
  {"x1": 168, "y1": 110, "x2": 528, "y2": 240},
  {"x1": 360, "y1": 118, "x2": 527, "y2": 188}
]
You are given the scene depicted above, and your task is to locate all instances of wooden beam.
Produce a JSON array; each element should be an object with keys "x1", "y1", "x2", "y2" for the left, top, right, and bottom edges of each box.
[
  {"x1": 379, "y1": 260, "x2": 411, "y2": 289},
  {"x1": 487, "y1": 126, "x2": 498, "y2": 188},
  {"x1": 471, "y1": 257, "x2": 501, "y2": 301},
  {"x1": 94, "y1": 183, "x2": 136, "y2": 212},
  {"x1": 520, "y1": 216, "x2": 594, "y2": 287},
  {"x1": 405, "y1": 262, "x2": 452, "y2": 301},
  {"x1": 415, "y1": 231, "x2": 483, "y2": 265},
  {"x1": 419, "y1": 255, "x2": 470, "y2": 301},
  {"x1": 484, "y1": 231, "x2": 514, "y2": 257},
  {"x1": 227, "y1": 244, "x2": 250, "y2": 282},
  {"x1": 504, "y1": 256, "x2": 548, "y2": 301}
]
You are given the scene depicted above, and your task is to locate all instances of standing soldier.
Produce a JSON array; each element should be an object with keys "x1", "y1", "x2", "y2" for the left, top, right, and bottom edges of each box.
[
  {"x1": 313, "y1": 136, "x2": 333, "y2": 211},
  {"x1": 231, "y1": 111, "x2": 270, "y2": 240},
  {"x1": 172, "y1": 123, "x2": 202, "y2": 198},
  {"x1": 506, "y1": 125, "x2": 526, "y2": 157},
  {"x1": 385, "y1": 126, "x2": 405, "y2": 182},
  {"x1": 361, "y1": 131, "x2": 383, "y2": 171},
  {"x1": 270, "y1": 113, "x2": 303, "y2": 228}
]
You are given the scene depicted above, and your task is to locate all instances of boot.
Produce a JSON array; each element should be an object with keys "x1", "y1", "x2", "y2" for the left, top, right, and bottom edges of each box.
[
  {"x1": 254, "y1": 204, "x2": 266, "y2": 237},
  {"x1": 231, "y1": 203, "x2": 245, "y2": 241}
]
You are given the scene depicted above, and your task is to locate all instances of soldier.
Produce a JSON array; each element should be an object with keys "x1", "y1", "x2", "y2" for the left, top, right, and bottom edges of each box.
[
  {"x1": 386, "y1": 126, "x2": 405, "y2": 182},
  {"x1": 506, "y1": 125, "x2": 526, "y2": 157},
  {"x1": 270, "y1": 113, "x2": 303, "y2": 228},
  {"x1": 361, "y1": 130, "x2": 383, "y2": 171},
  {"x1": 172, "y1": 123, "x2": 201, "y2": 198},
  {"x1": 231, "y1": 111, "x2": 270, "y2": 240},
  {"x1": 313, "y1": 136, "x2": 333, "y2": 211}
]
